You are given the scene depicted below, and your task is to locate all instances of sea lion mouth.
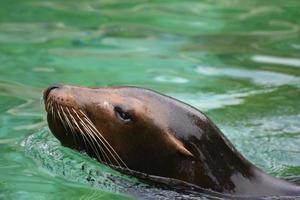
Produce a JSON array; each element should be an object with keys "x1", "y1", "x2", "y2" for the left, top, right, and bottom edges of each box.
[{"x1": 44, "y1": 86, "x2": 128, "y2": 169}]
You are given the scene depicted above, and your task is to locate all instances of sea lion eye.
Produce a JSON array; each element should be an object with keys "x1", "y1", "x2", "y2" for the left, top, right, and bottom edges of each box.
[{"x1": 114, "y1": 106, "x2": 132, "y2": 122}]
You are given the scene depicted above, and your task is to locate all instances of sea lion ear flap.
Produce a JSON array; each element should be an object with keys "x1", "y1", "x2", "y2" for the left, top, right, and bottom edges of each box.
[{"x1": 167, "y1": 133, "x2": 194, "y2": 158}]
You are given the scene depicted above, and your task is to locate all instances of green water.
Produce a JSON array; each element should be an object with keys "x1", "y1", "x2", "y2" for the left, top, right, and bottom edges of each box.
[{"x1": 0, "y1": 0, "x2": 300, "y2": 199}]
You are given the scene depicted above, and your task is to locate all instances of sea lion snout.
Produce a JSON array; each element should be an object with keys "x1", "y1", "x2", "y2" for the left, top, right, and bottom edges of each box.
[
  {"x1": 43, "y1": 84, "x2": 62, "y2": 101},
  {"x1": 44, "y1": 85, "x2": 81, "y2": 112}
]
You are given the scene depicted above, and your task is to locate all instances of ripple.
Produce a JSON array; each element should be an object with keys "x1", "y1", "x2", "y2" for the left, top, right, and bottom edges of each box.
[
  {"x1": 291, "y1": 44, "x2": 300, "y2": 50},
  {"x1": 196, "y1": 66, "x2": 300, "y2": 87},
  {"x1": 170, "y1": 89, "x2": 273, "y2": 111},
  {"x1": 0, "y1": 22, "x2": 81, "y2": 44},
  {"x1": 238, "y1": 6, "x2": 282, "y2": 20},
  {"x1": 252, "y1": 55, "x2": 300, "y2": 68},
  {"x1": 32, "y1": 67, "x2": 55, "y2": 73},
  {"x1": 221, "y1": 115, "x2": 300, "y2": 176},
  {"x1": 154, "y1": 75, "x2": 189, "y2": 84}
]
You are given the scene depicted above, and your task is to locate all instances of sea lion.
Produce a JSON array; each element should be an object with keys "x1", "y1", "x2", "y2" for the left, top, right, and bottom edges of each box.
[{"x1": 43, "y1": 84, "x2": 300, "y2": 197}]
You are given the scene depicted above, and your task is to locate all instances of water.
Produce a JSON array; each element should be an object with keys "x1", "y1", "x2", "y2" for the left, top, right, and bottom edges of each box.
[{"x1": 0, "y1": 0, "x2": 299, "y2": 199}]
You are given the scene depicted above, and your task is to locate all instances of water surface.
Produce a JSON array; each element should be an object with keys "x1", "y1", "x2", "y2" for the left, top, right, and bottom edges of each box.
[{"x1": 0, "y1": 0, "x2": 300, "y2": 199}]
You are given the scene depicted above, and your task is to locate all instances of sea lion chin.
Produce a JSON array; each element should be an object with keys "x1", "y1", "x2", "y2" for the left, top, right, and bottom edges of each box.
[{"x1": 43, "y1": 84, "x2": 300, "y2": 197}]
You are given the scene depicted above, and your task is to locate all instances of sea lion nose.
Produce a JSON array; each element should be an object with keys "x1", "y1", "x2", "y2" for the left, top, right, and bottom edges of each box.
[{"x1": 43, "y1": 84, "x2": 62, "y2": 100}]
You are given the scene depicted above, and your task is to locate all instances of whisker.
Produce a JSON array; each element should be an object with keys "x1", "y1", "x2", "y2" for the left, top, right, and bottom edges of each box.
[
  {"x1": 78, "y1": 109, "x2": 128, "y2": 169},
  {"x1": 79, "y1": 119, "x2": 113, "y2": 166},
  {"x1": 58, "y1": 105, "x2": 78, "y2": 146},
  {"x1": 59, "y1": 106, "x2": 97, "y2": 163},
  {"x1": 80, "y1": 121, "x2": 109, "y2": 164},
  {"x1": 60, "y1": 107, "x2": 75, "y2": 136},
  {"x1": 46, "y1": 100, "x2": 51, "y2": 111},
  {"x1": 76, "y1": 110, "x2": 122, "y2": 167},
  {"x1": 65, "y1": 109, "x2": 90, "y2": 153},
  {"x1": 56, "y1": 105, "x2": 68, "y2": 131},
  {"x1": 69, "y1": 108, "x2": 112, "y2": 165},
  {"x1": 47, "y1": 103, "x2": 128, "y2": 169},
  {"x1": 73, "y1": 109, "x2": 122, "y2": 167},
  {"x1": 66, "y1": 108, "x2": 104, "y2": 163},
  {"x1": 64, "y1": 108, "x2": 96, "y2": 163},
  {"x1": 47, "y1": 100, "x2": 57, "y2": 121},
  {"x1": 50, "y1": 102, "x2": 54, "y2": 116}
]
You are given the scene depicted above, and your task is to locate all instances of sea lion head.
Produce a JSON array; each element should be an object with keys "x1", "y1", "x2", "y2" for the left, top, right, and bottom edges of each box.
[
  {"x1": 44, "y1": 84, "x2": 261, "y2": 193},
  {"x1": 43, "y1": 84, "x2": 300, "y2": 196},
  {"x1": 43, "y1": 85, "x2": 200, "y2": 176}
]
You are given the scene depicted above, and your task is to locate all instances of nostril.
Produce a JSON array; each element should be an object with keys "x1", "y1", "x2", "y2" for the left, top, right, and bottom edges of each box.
[{"x1": 43, "y1": 84, "x2": 62, "y2": 101}]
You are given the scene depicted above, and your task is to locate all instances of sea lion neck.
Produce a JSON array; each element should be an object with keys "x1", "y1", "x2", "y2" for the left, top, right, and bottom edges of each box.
[
  {"x1": 172, "y1": 109, "x2": 300, "y2": 195},
  {"x1": 167, "y1": 106, "x2": 255, "y2": 193}
]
